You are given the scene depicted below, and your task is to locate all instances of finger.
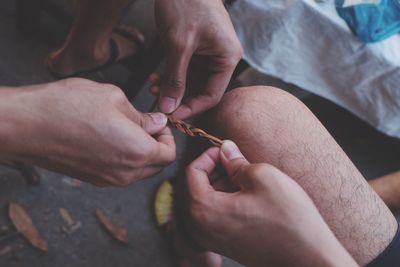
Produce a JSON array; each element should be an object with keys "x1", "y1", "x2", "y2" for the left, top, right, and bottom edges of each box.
[
  {"x1": 159, "y1": 47, "x2": 193, "y2": 114},
  {"x1": 150, "y1": 127, "x2": 176, "y2": 165},
  {"x1": 219, "y1": 140, "x2": 250, "y2": 187},
  {"x1": 186, "y1": 147, "x2": 220, "y2": 199},
  {"x1": 138, "y1": 112, "x2": 168, "y2": 135},
  {"x1": 150, "y1": 85, "x2": 160, "y2": 96},
  {"x1": 173, "y1": 67, "x2": 234, "y2": 119}
]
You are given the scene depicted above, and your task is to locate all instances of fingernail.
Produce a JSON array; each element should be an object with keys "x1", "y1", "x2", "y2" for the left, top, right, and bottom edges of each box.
[
  {"x1": 160, "y1": 96, "x2": 176, "y2": 114},
  {"x1": 221, "y1": 140, "x2": 242, "y2": 160},
  {"x1": 149, "y1": 112, "x2": 167, "y2": 125}
]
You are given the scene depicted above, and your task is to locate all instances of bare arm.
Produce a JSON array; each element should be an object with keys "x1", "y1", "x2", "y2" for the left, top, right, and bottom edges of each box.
[{"x1": 0, "y1": 78, "x2": 176, "y2": 186}]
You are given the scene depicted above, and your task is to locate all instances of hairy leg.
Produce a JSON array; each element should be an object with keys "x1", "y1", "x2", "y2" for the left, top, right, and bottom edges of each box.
[
  {"x1": 48, "y1": 0, "x2": 140, "y2": 75},
  {"x1": 370, "y1": 171, "x2": 400, "y2": 212},
  {"x1": 204, "y1": 86, "x2": 397, "y2": 265}
]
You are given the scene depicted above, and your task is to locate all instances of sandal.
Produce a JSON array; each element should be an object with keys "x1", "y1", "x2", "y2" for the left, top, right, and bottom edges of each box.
[{"x1": 46, "y1": 25, "x2": 144, "y2": 79}]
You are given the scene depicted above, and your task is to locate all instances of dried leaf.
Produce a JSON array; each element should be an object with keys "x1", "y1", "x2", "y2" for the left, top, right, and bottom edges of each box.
[
  {"x1": 9, "y1": 202, "x2": 48, "y2": 252},
  {"x1": 95, "y1": 209, "x2": 128, "y2": 244},
  {"x1": 154, "y1": 181, "x2": 173, "y2": 226}
]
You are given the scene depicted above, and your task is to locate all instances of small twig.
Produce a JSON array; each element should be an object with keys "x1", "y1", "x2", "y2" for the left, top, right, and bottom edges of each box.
[{"x1": 167, "y1": 116, "x2": 223, "y2": 147}]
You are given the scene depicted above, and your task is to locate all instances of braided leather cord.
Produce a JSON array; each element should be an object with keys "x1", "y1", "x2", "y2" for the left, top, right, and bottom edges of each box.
[{"x1": 167, "y1": 116, "x2": 223, "y2": 147}]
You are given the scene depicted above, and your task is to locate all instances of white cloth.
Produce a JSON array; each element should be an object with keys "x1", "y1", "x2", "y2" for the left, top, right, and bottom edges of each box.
[{"x1": 229, "y1": 0, "x2": 400, "y2": 138}]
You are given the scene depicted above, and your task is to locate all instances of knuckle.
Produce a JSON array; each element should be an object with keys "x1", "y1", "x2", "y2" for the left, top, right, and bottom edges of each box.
[
  {"x1": 165, "y1": 78, "x2": 185, "y2": 91},
  {"x1": 135, "y1": 144, "x2": 154, "y2": 163},
  {"x1": 106, "y1": 84, "x2": 126, "y2": 102},
  {"x1": 243, "y1": 164, "x2": 269, "y2": 180},
  {"x1": 186, "y1": 22, "x2": 197, "y2": 35},
  {"x1": 59, "y1": 77, "x2": 97, "y2": 90},
  {"x1": 169, "y1": 36, "x2": 191, "y2": 51},
  {"x1": 209, "y1": 92, "x2": 223, "y2": 105},
  {"x1": 189, "y1": 203, "x2": 210, "y2": 225},
  {"x1": 224, "y1": 45, "x2": 243, "y2": 67},
  {"x1": 63, "y1": 77, "x2": 88, "y2": 84},
  {"x1": 225, "y1": 53, "x2": 241, "y2": 68},
  {"x1": 185, "y1": 163, "x2": 196, "y2": 178},
  {"x1": 163, "y1": 149, "x2": 176, "y2": 164},
  {"x1": 136, "y1": 114, "x2": 148, "y2": 130},
  {"x1": 234, "y1": 44, "x2": 244, "y2": 59}
]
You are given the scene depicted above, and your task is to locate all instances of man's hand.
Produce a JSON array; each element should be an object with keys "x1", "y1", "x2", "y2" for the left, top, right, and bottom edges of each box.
[
  {"x1": 184, "y1": 141, "x2": 358, "y2": 267},
  {"x1": 154, "y1": 0, "x2": 243, "y2": 119},
  {"x1": 0, "y1": 78, "x2": 175, "y2": 186}
]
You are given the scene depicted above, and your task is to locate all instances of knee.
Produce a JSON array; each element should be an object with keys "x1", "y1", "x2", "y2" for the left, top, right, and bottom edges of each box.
[{"x1": 212, "y1": 86, "x2": 308, "y2": 136}]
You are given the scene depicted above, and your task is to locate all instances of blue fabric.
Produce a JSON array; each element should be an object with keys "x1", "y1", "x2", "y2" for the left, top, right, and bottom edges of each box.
[{"x1": 336, "y1": 0, "x2": 400, "y2": 42}]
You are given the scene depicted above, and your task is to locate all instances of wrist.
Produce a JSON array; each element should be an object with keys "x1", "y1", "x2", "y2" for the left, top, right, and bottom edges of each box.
[
  {"x1": 295, "y1": 223, "x2": 359, "y2": 267},
  {"x1": 0, "y1": 88, "x2": 18, "y2": 161},
  {"x1": 0, "y1": 85, "x2": 40, "y2": 162}
]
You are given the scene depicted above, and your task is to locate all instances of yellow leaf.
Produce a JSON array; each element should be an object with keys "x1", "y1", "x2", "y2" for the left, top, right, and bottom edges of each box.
[{"x1": 154, "y1": 180, "x2": 173, "y2": 226}]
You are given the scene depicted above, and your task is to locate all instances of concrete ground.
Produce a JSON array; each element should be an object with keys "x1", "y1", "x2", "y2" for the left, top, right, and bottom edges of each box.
[{"x1": 0, "y1": 0, "x2": 400, "y2": 267}]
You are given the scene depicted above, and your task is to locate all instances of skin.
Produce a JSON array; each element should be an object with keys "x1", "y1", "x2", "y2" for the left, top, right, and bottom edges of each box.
[
  {"x1": 154, "y1": 0, "x2": 243, "y2": 118},
  {"x1": 177, "y1": 86, "x2": 397, "y2": 266},
  {"x1": 0, "y1": 78, "x2": 176, "y2": 186},
  {"x1": 48, "y1": 0, "x2": 242, "y2": 119},
  {"x1": 185, "y1": 141, "x2": 359, "y2": 267},
  {"x1": 47, "y1": 0, "x2": 141, "y2": 76}
]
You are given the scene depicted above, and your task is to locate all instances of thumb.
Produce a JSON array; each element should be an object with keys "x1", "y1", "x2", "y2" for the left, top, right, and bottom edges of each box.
[
  {"x1": 139, "y1": 112, "x2": 168, "y2": 135},
  {"x1": 220, "y1": 140, "x2": 250, "y2": 187},
  {"x1": 159, "y1": 48, "x2": 192, "y2": 114}
]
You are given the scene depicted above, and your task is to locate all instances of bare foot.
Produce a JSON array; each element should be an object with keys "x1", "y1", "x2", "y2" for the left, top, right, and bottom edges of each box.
[
  {"x1": 369, "y1": 171, "x2": 400, "y2": 212},
  {"x1": 47, "y1": 25, "x2": 144, "y2": 77}
]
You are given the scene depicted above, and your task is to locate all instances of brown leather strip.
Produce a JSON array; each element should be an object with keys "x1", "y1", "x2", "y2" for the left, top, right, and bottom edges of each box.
[{"x1": 167, "y1": 116, "x2": 223, "y2": 147}]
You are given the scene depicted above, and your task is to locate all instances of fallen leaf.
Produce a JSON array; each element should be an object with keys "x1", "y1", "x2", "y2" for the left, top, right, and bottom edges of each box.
[
  {"x1": 95, "y1": 209, "x2": 128, "y2": 244},
  {"x1": 154, "y1": 181, "x2": 173, "y2": 226},
  {"x1": 9, "y1": 202, "x2": 48, "y2": 252}
]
